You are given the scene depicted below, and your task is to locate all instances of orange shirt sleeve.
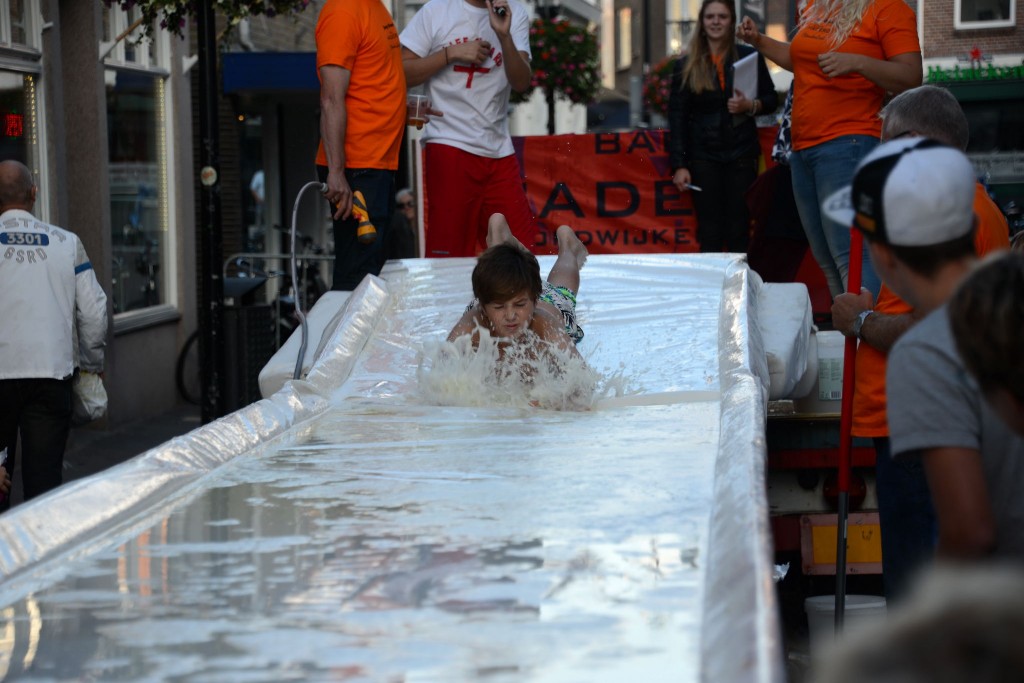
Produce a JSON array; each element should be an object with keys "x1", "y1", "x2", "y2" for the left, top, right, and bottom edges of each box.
[
  {"x1": 316, "y1": 2, "x2": 359, "y2": 72},
  {"x1": 851, "y1": 284, "x2": 912, "y2": 437},
  {"x1": 973, "y1": 183, "x2": 1011, "y2": 254}
]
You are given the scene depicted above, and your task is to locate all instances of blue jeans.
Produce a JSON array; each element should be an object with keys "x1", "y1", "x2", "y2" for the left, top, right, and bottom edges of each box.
[
  {"x1": 790, "y1": 136, "x2": 881, "y2": 299},
  {"x1": 874, "y1": 437, "x2": 936, "y2": 603},
  {"x1": 0, "y1": 377, "x2": 73, "y2": 510},
  {"x1": 317, "y1": 166, "x2": 396, "y2": 291}
]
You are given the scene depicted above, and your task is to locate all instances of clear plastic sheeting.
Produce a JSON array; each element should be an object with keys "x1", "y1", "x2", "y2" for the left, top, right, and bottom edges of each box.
[{"x1": 0, "y1": 254, "x2": 785, "y2": 682}]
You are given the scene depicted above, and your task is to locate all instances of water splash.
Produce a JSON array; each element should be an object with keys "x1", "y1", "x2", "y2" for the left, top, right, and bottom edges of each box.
[{"x1": 416, "y1": 329, "x2": 636, "y2": 411}]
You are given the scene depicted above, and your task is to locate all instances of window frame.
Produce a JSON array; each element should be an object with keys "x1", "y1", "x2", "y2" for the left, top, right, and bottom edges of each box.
[
  {"x1": 0, "y1": 0, "x2": 41, "y2": 53},
  {"x1": 102, "y1": 4, "x2": 180, "y2": 329},
  {"x1": 953, "y1": 0, "x2": 1017, "y2": 30},
  {"x1": 616, "y1": 6, "x2": 632, "y2": 71}
]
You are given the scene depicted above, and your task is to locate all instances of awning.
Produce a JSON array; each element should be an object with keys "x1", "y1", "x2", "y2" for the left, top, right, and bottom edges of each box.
[{"x1": 221, "y1": 51, "x2": 318, "y2": 94}]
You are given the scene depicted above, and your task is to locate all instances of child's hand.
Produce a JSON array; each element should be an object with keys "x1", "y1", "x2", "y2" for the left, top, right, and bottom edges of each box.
[{"x1": 0, "y1": 467, "x2": 11, "y2": 495}]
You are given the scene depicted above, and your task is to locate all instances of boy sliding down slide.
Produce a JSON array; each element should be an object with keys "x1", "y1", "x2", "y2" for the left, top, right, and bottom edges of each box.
[
  {"x1": 428, "y1": 213, "x2": 595, "y2": 410},
  {"x1": 448, "y1": 214, "x2": 588, "y2": 358}
]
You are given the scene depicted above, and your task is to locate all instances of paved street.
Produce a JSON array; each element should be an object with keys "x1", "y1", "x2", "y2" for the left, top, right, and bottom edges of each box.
[{"x1": 6, "y1": 403, "x2": 201, "y2": 508}]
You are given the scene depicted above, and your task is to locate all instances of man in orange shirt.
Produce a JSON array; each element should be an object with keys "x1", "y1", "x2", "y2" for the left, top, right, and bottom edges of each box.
[
  {"x1": 830, "y1": 85, "x2": 1009, "y2": 600},
  {"x1": 316, "y1": 0, "x2": 407, "y2": 290}
]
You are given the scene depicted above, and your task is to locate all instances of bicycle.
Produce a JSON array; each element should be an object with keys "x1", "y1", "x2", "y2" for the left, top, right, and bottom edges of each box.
[
  {"x1": 178, "y1": 179, "x2": 332, "y2": 407},
  {"x1": 176, "y1": 250, "x2": 332, "y2": 405}
]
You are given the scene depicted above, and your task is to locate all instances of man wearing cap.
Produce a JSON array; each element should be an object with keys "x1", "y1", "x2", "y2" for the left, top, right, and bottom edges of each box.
[
  {"x1": 845, "y1": 137, "x2": 1023, "y2": 560},
  {"x1": 828, "y1": 86, "x2": 1010, "y2": 597}
]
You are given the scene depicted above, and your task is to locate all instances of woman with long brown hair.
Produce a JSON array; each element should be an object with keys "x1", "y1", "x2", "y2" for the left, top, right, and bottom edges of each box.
[{"x1": 668, "y1": 0, "x2": 777, "y2": 253}]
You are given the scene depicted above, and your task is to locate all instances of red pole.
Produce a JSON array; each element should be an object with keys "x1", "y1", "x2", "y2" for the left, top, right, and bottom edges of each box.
[
  {"x1": 838, "y1": 231, "x2": 863, "y2": 492},
  {"x1": 835, "y1": 228, "x2": 864, "y2": 631}
]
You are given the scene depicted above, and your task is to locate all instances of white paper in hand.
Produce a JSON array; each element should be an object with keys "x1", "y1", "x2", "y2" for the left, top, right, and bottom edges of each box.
[{"x1": 732, "y1": 52, "x2": 759, "y2": 101}]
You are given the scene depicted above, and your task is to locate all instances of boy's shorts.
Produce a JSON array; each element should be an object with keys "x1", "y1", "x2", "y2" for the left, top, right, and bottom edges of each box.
[{"x1": 540, "y1": 282, "x2": 584, "y2": 345}]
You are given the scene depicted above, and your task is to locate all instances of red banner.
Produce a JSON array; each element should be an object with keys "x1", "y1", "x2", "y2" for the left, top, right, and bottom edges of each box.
[{"x1": 515, "y1": 130, "x2": 699, "y2": 254}]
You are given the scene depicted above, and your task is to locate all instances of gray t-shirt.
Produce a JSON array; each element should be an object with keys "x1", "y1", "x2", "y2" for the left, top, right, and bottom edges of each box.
[{"x1": 888, "y1": 305, "x2": 1024, "y2": 558}]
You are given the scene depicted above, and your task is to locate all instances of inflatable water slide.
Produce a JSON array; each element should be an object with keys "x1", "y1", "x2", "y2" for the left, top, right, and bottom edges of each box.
[{"x1": 0, "y1": 253, "x2": 815, "y2": 682}]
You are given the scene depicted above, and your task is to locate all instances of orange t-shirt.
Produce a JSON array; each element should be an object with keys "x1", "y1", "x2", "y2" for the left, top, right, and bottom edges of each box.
[
  {"x1": 851, "y1": 183, "x2": 1010, "y2": 436},
  {"x1": 790, "y1": 0, "x2": 919, "y2": 151},
  {"x1": 314, "y1": 0, "x2": 407, "y2": 170},
  {"x1": 709, "y1": 53, "x2": 726, "y2": 90}
]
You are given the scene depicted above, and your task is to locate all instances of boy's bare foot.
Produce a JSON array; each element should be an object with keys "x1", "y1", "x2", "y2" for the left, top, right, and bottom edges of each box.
[
  {"x1": 486, "y1": 213, "x2": 530, "y2": 252},
  {"x1": 486, "y1": 213, "x2": 514, "y2": 248},
  {"x1": 556, "y1": 225, "x2": 588, "y2": 270}
]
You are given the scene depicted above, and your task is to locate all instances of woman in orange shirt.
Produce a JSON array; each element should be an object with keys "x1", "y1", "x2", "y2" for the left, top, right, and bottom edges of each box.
[{"x1": 737, "y1": 0, "x2": 921, "y2": 299}]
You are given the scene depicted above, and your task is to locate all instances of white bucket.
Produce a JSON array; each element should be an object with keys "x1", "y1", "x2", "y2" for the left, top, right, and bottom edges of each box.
[
  {"x1": 804, "y1": 594, "x2": 886, "y2": 656},
  {"x1": 792, "y1": 330, "x2": 846, "y2": 415}
]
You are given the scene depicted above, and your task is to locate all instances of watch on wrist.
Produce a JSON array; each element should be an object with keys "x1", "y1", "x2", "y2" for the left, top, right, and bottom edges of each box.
[{"x1": 852, "y1": 310, "x2": 873, "y2": 340}]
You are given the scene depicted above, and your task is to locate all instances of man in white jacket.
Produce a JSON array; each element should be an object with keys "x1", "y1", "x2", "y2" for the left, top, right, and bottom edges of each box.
[{"x1": 0, "y1": 160, "x2": 107, "y2": 510}]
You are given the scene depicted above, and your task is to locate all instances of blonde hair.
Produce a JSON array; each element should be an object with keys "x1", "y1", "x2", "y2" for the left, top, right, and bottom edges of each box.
[
  {"x1": 798, "y1": 0, "x2": 873, "y2": 48},
  {"x1": 680, "y1": 0, "x2": 737, "y2": 94}
]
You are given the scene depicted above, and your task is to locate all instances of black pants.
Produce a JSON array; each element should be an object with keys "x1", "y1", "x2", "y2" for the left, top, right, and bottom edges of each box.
[
  {"x1": 0, "y1": 377, "x2": 73, "y2": 511},
  {"x1": 317, "y1": 166, "x2": 396, "y2": 291},
  {"x1": 690, "y1": 156, "x2": 759, "y2": 253}
]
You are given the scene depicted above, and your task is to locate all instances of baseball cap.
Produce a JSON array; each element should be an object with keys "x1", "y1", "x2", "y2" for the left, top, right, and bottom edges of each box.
[{"x1": 822, "y1": 137, "x2": 977, "y2": 247}]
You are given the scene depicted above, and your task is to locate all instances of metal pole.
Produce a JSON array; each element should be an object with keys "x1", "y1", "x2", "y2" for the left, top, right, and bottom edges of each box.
[
  {"x1": 835, "y1": 228, "x2": 865, "y2": 632},
  {"x1": 641, "y1": 0, "x2": 651, "y2": 126},
  {"x1": 197, "y1": 0, "x2": 226, "y2": 423}
]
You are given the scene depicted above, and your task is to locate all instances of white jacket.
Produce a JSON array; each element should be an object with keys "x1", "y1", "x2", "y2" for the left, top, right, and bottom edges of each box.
[{"x1": 0, "y1": 209, "x2": 107, "y2": 380}]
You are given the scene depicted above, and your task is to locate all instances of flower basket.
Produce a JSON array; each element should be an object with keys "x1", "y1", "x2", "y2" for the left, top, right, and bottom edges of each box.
[
  {"x1": 643, "y1": 55, "x2": 678, "y2": 121},
  {"x1": 512, "y1": 18, "x2": 601, "y2": 106}
]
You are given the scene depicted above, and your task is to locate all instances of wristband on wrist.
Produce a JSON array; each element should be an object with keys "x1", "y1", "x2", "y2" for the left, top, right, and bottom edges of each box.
[{"x1": 852, "y1": 309, "x2": 873, "y2": 340}]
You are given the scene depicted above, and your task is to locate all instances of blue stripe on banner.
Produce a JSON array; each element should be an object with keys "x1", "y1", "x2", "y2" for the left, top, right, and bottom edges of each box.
[{"x1": 75, "y1": 261, "x2": 93, "y2": 274}]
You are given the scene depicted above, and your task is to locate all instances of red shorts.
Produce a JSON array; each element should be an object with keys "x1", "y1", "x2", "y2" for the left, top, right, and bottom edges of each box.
[{"x1": 423, "y1": 143, "x2": 538, "y2": 257}]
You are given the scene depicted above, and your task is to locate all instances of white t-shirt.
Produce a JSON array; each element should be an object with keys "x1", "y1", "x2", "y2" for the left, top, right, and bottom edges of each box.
[{"x1": 400, "y1": 0, "x2": 531, "y2": 159}]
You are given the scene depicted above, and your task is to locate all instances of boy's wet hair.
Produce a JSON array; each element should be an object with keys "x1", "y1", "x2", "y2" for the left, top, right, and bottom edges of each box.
[{"x1": 472, "y1": 244, "x2": 542, "y2": 304}]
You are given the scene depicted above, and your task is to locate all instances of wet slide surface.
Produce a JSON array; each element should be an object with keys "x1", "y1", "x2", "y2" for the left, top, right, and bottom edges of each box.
[{"x1": 0, "y1": 255, "x2": 780, "y2": 682}]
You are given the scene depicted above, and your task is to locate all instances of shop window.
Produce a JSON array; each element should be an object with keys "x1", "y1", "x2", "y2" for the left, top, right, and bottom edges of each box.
[
  {"x1": 666, "y1": 0, "x2": 699, "y2": 55},
  {"x1": 239, "y1": 114, "x2": 266, "y2": 254},
  {"x1": 955, "y1": 0, "x2": 1016, "y2": 28},
  {"x1": 962, "y1": 100, "x2": 1024, "y2": 153},
  {"x1": 103, "y1": 6, "x2": 175, "y2": 318},
  {"x1": 0, "y1": 72, "x2": 38, "y2": 170},
  {"x1": 0, "y1": 0, "x2": 44, "y2": 212},
  {"x1": 107, "y1": 71, "x2": 168, "y2": 314}
]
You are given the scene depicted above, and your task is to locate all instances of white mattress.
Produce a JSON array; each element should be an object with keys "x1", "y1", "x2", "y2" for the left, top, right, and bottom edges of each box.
[{"x1": 0, "y1": 254, "x2": 788, "y2": 683}]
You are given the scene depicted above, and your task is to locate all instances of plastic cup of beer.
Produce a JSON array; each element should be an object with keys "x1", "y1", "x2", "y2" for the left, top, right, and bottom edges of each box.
[{"x1": 407, "y1": 94, "x2": 429, "y2": 130}]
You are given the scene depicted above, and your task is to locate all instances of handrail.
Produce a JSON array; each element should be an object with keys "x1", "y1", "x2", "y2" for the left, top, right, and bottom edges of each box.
[{"x1": 223, "y1": 252, "x2": 335, "y2": 280}]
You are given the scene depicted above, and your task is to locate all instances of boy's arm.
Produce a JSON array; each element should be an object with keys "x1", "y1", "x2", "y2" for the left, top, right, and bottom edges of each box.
[
  {"x1": 533, "y1": 310, "x2": 583, "y2": 361},
  {"x1": 447, "y1": 306, "x2": 480, "y2": 343}
]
